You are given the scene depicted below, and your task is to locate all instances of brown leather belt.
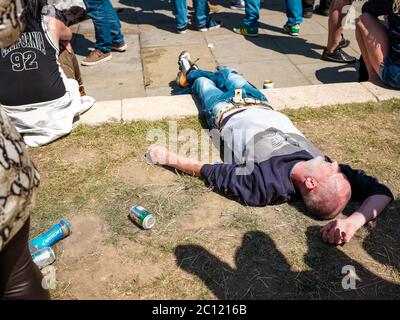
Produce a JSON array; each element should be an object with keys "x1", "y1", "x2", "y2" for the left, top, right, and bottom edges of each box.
[{"x1": 216, "y1": 102, "x2": 273, "y2": 128}]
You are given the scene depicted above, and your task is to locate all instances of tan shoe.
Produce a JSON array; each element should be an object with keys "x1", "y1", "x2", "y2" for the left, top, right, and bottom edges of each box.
[{"x1": 81, "y1": 49, "x2": 112, "y2": 66}]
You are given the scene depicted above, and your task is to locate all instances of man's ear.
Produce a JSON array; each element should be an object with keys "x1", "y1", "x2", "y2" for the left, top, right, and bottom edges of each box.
[{"x1": 304, "y1": 177, "x2": 317, "y2": 191}]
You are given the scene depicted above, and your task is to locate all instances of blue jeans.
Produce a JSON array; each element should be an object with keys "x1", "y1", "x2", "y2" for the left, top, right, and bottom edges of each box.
[
  {"x1": 243, "y1": 0, "x2": 302, "y2": 29},
  {"x1": 380, "y1": 56, "x2": 400, "y2": 89},
  {"x1": 286, "y1": 0, "x2": 303, "y2": 26},
  {"x1": 172, "y1": 0, "x2": 209, "y2": 29},
  {"x1": 243, "y1": 0, "x2": 260, "y2": 30},
  {"x1": 187, "y1": 67, "x2": 269, "y2": 129},
  {"x1": 83, "y1": 0, "x2": 125, "y2": 53}
]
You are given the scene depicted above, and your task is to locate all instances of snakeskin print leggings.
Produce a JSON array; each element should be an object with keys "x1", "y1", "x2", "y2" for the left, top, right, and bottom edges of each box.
[{"x1": 0, "y1": 218, "x2": 50, "y2": 299}]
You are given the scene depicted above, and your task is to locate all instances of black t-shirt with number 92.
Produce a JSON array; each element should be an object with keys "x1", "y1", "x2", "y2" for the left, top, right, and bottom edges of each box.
[{"x1": 0, "y1": 18, "x2": 66, "y2": 106}]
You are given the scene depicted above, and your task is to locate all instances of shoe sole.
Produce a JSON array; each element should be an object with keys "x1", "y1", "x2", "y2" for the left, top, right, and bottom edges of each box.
[
  {"x1": 233, "y1": 29, "x2": 258, "y2": 37},
  {"x1": 176, "y1": 72, "x2": 188, "y2": 88},
  {"x1": 230, "y1": 6, "x2": 245, "y2": 10},
  {"x1": 321, "y1": 56, "x2": 356, "y2": 64},
  {"x1": 199, "y1": 25, "x2": 221, "y2": 32},
  {"x1": 177, "y1": 30, "x2": 187, "y2": 34},
  {"x1": 81, "y1": 54, "x2": 112, "y2": 66},
  {"x1": 284, "y1": 26, "x2": 299, "y2": 36},
  {"x1": 110, "y1": 44, "x2": 128, "y2": 52}
]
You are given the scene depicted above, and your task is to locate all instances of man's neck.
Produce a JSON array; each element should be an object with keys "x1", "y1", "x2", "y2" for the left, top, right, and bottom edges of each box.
[{"x1": 290, "y1": 161, "x2": 305, "y2": 190}]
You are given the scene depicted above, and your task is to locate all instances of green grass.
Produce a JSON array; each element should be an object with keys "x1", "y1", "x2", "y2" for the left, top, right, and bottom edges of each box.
[{"x1": 29, "y1": 99, "x2": 400, "y2": 299}]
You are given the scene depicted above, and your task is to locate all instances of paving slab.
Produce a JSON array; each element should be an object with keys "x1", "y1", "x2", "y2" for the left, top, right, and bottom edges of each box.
[
  {"x1": 142, "y1": 44, "x2": 216, "y2": 88},
  {"x1": 139, "y1": 24, "x2": 207, "y2": 48},
  {"x1": 76, "y1": 34, "x2": 145, "y2": 100},
  {"x1": 228, "y1": 59, "x2": 312, "y2": 88},
  {"x1": 207, "y1": 33, "x2": 286, "y2": 64},
  {"x1": 79, "y1": 82, "x2": 385, "y2": 126},
  {"x1": 80, "y1": 100, "x2": 122, "y2": 125},
  {"x1": 362, "y1": 82, "x2": 400, "y2": 101},
  {"x1": 70, "y1": 0, "x2": 398, "y2": 102},
  {"x1": 296, "y1": 61, "x2": 359, "y2": 85},
  {"x1": 146, "y1": 86, "x2": 176, "y2": 97}
]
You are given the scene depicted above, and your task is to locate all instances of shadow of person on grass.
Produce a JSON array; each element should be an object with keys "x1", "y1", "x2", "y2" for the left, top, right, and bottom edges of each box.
[
  {"x1": 363, "y1": 199, "x2": 400, "y2": 271},
  {"x1": 175, "y1": 226, "x2": 400, "y2": 299}
]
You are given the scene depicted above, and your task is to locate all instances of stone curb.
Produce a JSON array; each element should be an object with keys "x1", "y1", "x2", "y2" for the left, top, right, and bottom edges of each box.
[{"x1": 80, "y1": 82, "x2": 400, "y2": 125}]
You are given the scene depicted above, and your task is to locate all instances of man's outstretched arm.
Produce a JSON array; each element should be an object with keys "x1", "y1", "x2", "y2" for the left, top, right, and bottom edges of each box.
[
  {"x1": 321, "y1": 194, "x2": 393, "y2": 245},
  {"x1": 321, "y1": 164, "x2": 394, "y2": 245},
  {"x1": 146, "y1": 145, "x2": 205, "y2": 177}
]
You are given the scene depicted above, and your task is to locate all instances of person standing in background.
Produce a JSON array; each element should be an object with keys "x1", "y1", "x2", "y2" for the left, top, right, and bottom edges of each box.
[
  {"x1": 233, "y1": 0, "x2": 303, "y2": 37},
  {"x1": 302, "y1": 0, "x2": 332, "y2": 18},
  {"x1": 172, "y1": 0, "x2": 221, "y2": 34},
  {"x1": 81, "y1": 0, "x2": 127, "y2": 66}
]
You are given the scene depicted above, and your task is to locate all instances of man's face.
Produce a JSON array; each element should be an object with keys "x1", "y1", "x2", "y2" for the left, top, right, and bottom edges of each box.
[
  {"x1": 307, "y1": 156, "x2": 352, "y2": 214},
  {"x1": 308, "y1": 156, "x2": 341, "y2": 179}
]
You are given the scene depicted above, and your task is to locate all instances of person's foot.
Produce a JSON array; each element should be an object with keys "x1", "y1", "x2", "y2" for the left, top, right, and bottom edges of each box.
[
  {"x1": 321, "y1": 48, "x2": 356, "y2": 63},
  {"x1": 303, "y1": 11, "x2": 313, "y2": 19},
  {"x1": 283, "y1": 23, "x2": 300, "y2": 36},
  {"x1": 81, "y1": 49, "x2": 112, "y2": 66},
  {"x1": 177, "y1": 24, "x2": 188, "y2": 34},
  {"x1": 176, "y1": 51, "x2": 199, "y2": 87},
  {"x1": 110, "y1": 42, "x2": 127, "y2": 52},
  {"x1": 314, "y1": 5, "x2": 329, "y2": 16},
  {"x1": 233, "y1": 24, "x2": 258, "y2": 36},
  {"x1": 198, "y1": 19, "x2": 222, "y2": 32},
  {"x1": 230, "y1": 0, "x2": 245, "y2": 10}
]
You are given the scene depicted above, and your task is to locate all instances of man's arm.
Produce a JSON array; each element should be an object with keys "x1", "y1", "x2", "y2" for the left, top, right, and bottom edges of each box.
[
  {"x1": 321, "y1": 164, "x2": 394, "y2": 245},
  {"x1": 321, "y1": 194, "x2": 392, "y2": 245},
  {"x1": 44, "y1": 15, "x2": 72, "y2": 44},
  {"x1": 146, "y1": 145, "x2": 204, "y2": 177},
  {"x1": 146, "y1": 145, "x2": 270, "y2": 206}
]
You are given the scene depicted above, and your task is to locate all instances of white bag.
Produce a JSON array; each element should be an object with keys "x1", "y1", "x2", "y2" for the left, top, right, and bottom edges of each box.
[{"x1": 53, "y1": 0, "x2": 86, "y2": 11}]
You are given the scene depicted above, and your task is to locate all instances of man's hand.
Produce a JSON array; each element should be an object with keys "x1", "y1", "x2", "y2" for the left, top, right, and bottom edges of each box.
[
  {"x1": 59, "y1": 40, "x2": 73, "y2": 53},
  {"x1": 146, "y1": 145, "x2": 169, "y2": 165},
  {"x1": 320, "y1": 219, "x2": 359, "y2": 245}
]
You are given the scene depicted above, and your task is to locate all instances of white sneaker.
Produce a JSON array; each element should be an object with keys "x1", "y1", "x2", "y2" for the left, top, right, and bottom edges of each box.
[{"x1": 230, "y1": 0, "x2": 245, "y2": 10}]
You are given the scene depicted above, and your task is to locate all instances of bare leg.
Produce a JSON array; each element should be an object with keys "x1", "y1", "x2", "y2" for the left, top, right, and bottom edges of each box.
[
  {"x1": 356, "y1": 23, "x2": 380, "y2": 81},
  {"x1": 327, "y1": 0, "x2": 352, "y2": 53},
  {"x1": 355, "y1": 13, "x2": 390, "y2": 81}
]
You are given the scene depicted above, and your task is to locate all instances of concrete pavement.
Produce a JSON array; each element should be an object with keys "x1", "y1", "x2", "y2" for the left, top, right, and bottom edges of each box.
[{"x1": 73, "y1": 0, "x2": 364, "y2": 101}]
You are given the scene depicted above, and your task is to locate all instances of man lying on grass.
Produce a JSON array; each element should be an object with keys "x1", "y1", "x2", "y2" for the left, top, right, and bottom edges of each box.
[{"x1": 146, "y1": 52, "x2": 394, "y2": 246}]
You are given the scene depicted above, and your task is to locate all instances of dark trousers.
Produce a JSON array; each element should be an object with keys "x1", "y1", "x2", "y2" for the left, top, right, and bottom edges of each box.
[
  {"x1": 0, "y1": 219, "x2": 50, "y2": 300},
  {"x1": 302, "y1": 0, "x2": 332, "y2": 12}
]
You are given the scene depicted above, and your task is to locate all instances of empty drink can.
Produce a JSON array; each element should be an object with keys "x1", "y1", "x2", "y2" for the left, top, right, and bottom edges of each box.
[
  {"x1": 263, "y1": 80, "x2": 274, "y2": 89},
  {"x1": 31, "y1": 247, "x2": 56, "y2": 269},
  {"x1": 129, "y1": 205, "x2": 156, "y2": 229}
]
